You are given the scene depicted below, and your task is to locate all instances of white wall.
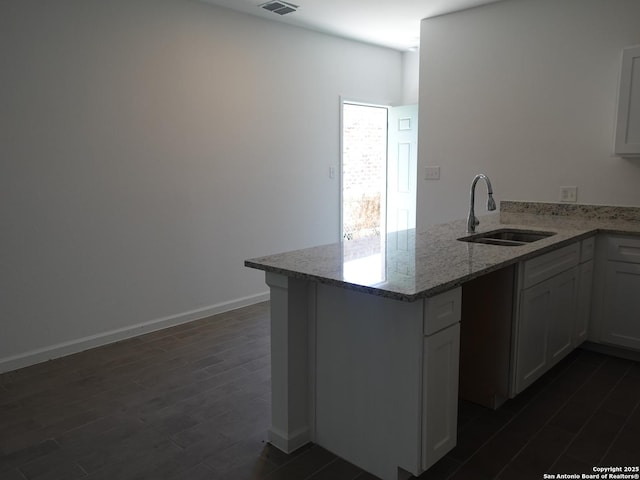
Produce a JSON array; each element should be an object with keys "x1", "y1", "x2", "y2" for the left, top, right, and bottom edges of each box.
[
  {"x1": 0, "y1": 0, "x2": 403, "y2": 370},
  {"x1": 417, "y1": 0, "x2": 640, "y2": 229},
  {"x1": 402, "y1": 50, "x2": 420, "y2": 105}
]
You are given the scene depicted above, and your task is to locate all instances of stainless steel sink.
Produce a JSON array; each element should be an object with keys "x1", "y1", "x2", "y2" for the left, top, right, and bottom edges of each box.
[{"x1": 458, "y1": 228, "x2": 556, "y2": 246}]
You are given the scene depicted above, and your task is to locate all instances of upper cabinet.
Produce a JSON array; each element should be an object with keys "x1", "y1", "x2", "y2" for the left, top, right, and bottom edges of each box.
[{"x1": 614, "y1": 45, "x2": 640, "y2": 158}]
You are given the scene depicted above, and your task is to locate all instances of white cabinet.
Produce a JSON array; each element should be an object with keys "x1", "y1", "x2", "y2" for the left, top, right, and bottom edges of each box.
[
  {"x1": 514, "y1": 266, "x2": 578, "y2": 394},
  {"x1": 422, "y1": 323, "x2": 459, "y2": 469},
  {"x1": 548, "y1": 268, "x2": 578, "y2": 364},
  {"x1": 314, "y1": 284, "x2": 461, "y2": 480},
  {"x1": 512, "y1": 238, "x2": 599, "y2": 395},
  {"x1": 600, "y1": 235, "x2": 640, "y2": 350},
  {"x1": 614, "y1": 45, "x2": 640, "y2": 157},
  {"x1": 512, "y1": 244, "x2": 579, "y2": 395},
  {"x1": 514, "y1": 277, "x2": 552, "y2": 393},
  {"x1": 574, "y1": 237, "x2": 595, "y2": 346},
  {"x1": 421, "y1": 287, "x2": 461, "y2": 470},
  {"x1": 575, "y1": 260, "x2": 594, "y2": 345},
  {"x1": 605, "y1": 234, "x2": 640, "y2": 263},
  {"x1": 602, "y1": 262, "x2": 640, "y2": 348}
]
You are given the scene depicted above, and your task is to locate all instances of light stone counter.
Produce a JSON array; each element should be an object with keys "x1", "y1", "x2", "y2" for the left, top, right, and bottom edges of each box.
[{"x1": 245, "y1": 202, "x2": 640, "y2": 301}]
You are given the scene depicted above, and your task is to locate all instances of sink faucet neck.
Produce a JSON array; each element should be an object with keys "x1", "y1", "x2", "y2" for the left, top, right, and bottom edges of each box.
[{"x1": 467, "y1": 174, "x2": 496, "y2": 233}]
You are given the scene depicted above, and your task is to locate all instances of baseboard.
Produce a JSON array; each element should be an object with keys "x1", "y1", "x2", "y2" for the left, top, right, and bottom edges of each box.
[
  {"x1": 268, "y1": 426, "x2": 311, "y2": 454},
  {"x1": 580, "y1": 341, "x2": 640, "y2": 362},
  {"x1": 0, "y1": 291, "x2": 270, "y2": 374}
]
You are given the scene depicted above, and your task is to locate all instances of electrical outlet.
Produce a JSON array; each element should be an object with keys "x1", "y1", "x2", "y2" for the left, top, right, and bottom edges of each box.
[
  {"x1": 560, "y1": 186, "x2": 577, "y2": 203},
  {"x1": 424, "y1": 166, "x2": 440, "y2": 180}
]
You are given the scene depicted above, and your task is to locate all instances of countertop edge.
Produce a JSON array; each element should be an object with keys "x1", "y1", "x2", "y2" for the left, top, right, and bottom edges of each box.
[{"x1": 246, "y1": 223, "x2": 639, "y2": 302}]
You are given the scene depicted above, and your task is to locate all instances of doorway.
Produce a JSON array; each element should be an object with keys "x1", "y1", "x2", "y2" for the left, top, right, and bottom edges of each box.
[
  {"x1": 341, "y1": 101, "x2": 418, "y2": 241},
  {"x1": 341, "y1": 102, "x2": 388, "y2": 241}
]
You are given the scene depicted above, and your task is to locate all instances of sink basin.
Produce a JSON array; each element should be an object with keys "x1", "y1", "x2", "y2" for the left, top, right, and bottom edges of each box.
[{"x1": 458, "y1": 228, "x2": 556, "y2": 246}]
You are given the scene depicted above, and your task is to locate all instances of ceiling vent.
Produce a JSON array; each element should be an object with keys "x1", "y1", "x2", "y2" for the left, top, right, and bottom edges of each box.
[{"x1": 260, "y1": 1, "x2": 298, "y2": 15}]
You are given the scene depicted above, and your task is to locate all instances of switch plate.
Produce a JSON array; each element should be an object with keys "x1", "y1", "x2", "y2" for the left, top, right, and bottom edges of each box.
[
  {"x1": 560, "y1": 186, "x2": 577, "y2": 203},
  {"x1": 424, "y1": 166, "x2": 440, "y2": 180}
]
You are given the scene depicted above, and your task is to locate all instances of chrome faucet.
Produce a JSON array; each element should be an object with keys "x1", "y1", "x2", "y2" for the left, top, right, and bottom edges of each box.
[{"x1": 467, "y1": 174, "x2": 496, "y2": 233}]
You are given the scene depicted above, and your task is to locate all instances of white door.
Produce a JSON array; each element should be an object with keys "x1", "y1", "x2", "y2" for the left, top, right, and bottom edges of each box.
[{"x1": 387, "y1": 105, "x2": 418, "y2": 234}]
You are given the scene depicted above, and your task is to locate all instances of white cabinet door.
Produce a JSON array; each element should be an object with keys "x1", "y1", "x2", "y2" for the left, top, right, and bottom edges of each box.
[
  {"x1": 574, "y1": 260, "x2": 594, "y2": 346},
  {"x1": 548, "y1": 268, "x2": 577, "y2": 366},
  {"x1": 614, "y1": 45, "x2": 640, "y2": 157},
  {"x1": 515, "y1": 279, "x2": 552, "y2": 394},
  {"x1": 602, "y1": 262, "x2": 640, "y2": 349},
  {"x1": 514, "y1": 266, "x2": 578, "y2": 395},
  {"x1": 422, "y1": 323, "x2": 460, "y2": 470}
]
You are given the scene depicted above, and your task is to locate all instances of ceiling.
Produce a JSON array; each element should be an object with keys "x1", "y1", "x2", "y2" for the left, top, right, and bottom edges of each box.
[{"x1": 199, "y1": 0, "x2": 503, "y2": 51}]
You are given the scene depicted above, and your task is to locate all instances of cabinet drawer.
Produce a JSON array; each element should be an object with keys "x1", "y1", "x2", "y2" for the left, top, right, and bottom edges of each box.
[
  {"x1": 423, "y1": 287, "x2": 461, "y2": 336},
  {"x1": 580, "y1": 236, "x2": 595, "y2": 263},
  {"x1": 606, "y1": 235, "x2": 640, "y2": 264},
  {"x1": 522, "y1": 243, "x2": 579, "y2": 289}
]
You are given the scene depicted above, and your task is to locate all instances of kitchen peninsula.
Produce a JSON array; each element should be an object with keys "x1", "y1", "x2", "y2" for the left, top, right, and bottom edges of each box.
[{"x1": 245, "y1": 202, "x2": 640, "y2": 480}]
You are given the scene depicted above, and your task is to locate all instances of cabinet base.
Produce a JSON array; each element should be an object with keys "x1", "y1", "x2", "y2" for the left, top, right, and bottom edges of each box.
[
  {"x1": 268, "y1": 426, "x2": 311, "y2": 454},
  {"x1": 580, "y1": 342, "x2": 640, "y2": 362}
]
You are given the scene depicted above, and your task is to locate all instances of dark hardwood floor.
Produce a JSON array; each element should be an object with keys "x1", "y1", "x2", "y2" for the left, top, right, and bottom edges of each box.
[{"x1": 1, "y1": 302, "x2": 639, "y2": 480}]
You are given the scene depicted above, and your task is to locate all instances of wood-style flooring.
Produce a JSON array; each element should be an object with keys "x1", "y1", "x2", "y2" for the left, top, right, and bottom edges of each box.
[{"x1": 1, "y1": 301, "x2": 639, "y2": 479}]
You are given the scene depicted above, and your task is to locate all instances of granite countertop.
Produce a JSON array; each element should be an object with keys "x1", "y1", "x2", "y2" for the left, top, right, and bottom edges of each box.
[{"x1": 245, "y1": 202, "x2": 640, "y2": 301}]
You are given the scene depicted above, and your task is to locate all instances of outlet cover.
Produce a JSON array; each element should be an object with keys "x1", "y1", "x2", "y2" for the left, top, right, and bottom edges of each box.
[
  {"x1": 560, "y1": 186, "x2": 577, "y2": 203},
  {"x1": 424, "y1": 166, "x2": 440, "y2": 180}
]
